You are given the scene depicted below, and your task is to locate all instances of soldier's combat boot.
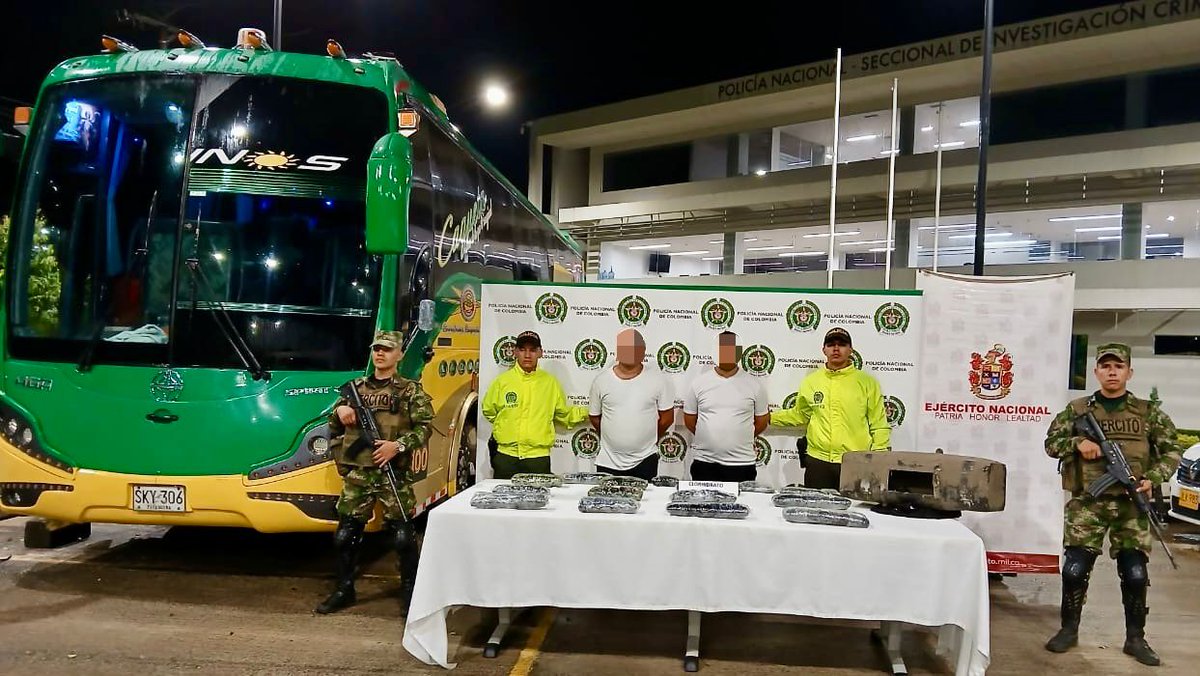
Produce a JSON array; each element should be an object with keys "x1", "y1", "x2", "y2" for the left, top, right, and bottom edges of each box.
[
  {"x1": 316, "y1": 517, "x2": 365, "y2": 614},
  {"x1": 1046, "y1": 547, "x2": 1097, "y2": 653},
  {"x1": 392, "y1": 521, "x2": 420, "y2": 615},
  {"x1": 1117, "y1": 549, "x2": 1160, "y2": 667}
]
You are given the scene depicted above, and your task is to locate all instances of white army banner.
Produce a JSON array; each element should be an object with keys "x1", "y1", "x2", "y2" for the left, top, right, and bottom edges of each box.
[
  {"x1": 916, "y1": 270, "x2": 1074, "y2": 574},
  {"x1": 477, "y1": 281, "x2": 923, "y2": 486}
]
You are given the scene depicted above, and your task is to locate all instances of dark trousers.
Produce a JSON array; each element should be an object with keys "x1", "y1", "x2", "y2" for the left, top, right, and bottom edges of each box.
[
  {"x1": 689, "y1": 459, "x2": 757, "y2": 483},
  {"x1": 491, "y1": 450, "x2": 551, "y2": 480},
  {"x1": 804, "y1": 456, "x2": 841, "y2": 490},
  {"x1": 598, "y1": 454, "x2": 659, "y2": 481}
]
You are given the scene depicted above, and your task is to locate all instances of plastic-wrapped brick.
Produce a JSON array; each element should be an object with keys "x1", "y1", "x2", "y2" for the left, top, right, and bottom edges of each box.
[
  {"x1": 600, "y1": 476, "x2": 649, "y2": 491},
  {"x1": 470, "y1": 491, "x2": 549, "y2": 510},
  {"x1": 669, "y1": 489, "x2": 737, "y2": 504},
  {"x1": 738, "y1": 481, "x2": 775, "y2": 494},
  {"x1": 772, "y1": 493, "x2": 852, "y2": 510},
  {"x1": 666, "y1": 501, "x2": 750, "y2": 519},
  {"x1": 650, "y1": 475, "x2": 679, "y2": 488},
  {"x1": 492, "y1": 484, "x2": 551, "y2": 498},
  {"x1": 578, "y1": 495, "x2": 639, "y2": 514},
  {"x1": 511, "y1": 473, "x2": 563, "y2": 488},
  {"x1": 563, "y1": 471, "x2": 612, "y2": 485},
  {"x1": 782, "y1": 506, "x2": 869, "y2": 528},
  {"x1": 587, "y1": 484, "x2": 644, "y2": 500}
]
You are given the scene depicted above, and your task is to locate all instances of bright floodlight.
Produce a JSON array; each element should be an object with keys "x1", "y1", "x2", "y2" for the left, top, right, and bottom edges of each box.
[{"x1": 483, "y1": 83, "x2": 509, "y2": 109}]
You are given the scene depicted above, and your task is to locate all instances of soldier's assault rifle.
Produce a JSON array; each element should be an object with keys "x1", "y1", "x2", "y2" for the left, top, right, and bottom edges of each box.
[
  {"x1": 339, "y1": 381, "x2": 410, "y2": 525},
  {"x1": 1076, "y1": 410, "x2": 1176, "y2": 569}
]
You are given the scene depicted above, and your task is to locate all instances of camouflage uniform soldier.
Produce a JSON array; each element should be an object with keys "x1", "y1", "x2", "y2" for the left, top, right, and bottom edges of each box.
[
  {"x1": 315, "y1": 330, "x2": 433, "y2": 615},
  {"x1": 1043, "y1": 343, "x2": 1183, "y2": 666}
]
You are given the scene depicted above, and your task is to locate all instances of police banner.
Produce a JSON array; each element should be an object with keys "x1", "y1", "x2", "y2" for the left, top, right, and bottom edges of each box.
[
  {"x1": 916, "y1": 270, "x2": 1075, "y2": 574},
  {"x1": 477, "y1": 281, "x2": 923, "y2": 486}
]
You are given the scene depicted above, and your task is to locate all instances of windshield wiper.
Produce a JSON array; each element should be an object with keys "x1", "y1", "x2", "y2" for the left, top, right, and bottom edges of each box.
[
  {"x1": 79, "y1": 191, "x2": 153, "y2": 373},
  {"x1": 182, "y1": 254, "x2": 271, "y2": 382}
]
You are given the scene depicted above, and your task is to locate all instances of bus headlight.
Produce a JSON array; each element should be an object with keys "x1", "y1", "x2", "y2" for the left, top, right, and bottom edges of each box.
[
  {"x1": 247, "y1": 423, "x2": 332, "y2": 480},
  {"x1": 310, "y1": 436, "x2": 329, "y2": 458},
  {"x1": 0, "y1": 400, "x2": 74, "y2": 471}
]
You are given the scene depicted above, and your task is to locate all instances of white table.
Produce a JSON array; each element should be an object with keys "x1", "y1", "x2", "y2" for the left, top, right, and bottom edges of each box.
[{"x1": 402, "y1": 480, "x2": 990, "y2": 675}]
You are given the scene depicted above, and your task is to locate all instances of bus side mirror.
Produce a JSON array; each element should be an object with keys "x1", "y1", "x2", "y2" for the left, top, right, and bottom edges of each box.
[{"x1": 365, "y1": 132, "x2": 412, "y2": 254}]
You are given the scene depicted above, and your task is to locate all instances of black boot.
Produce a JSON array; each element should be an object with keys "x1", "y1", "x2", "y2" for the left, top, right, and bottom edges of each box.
[
  {"x1": 1046, "y1": 547, "x2": 1096, "y2": 653},
  {"x1": 316, "y1": 517, "x2": 365, "y2": 614},
  {"x1": 1117, "y1": 550, "x2": 1160, "y2": 667},
  {"x1": 391, "y1": 521, "x2": 420, "y2": 615}
]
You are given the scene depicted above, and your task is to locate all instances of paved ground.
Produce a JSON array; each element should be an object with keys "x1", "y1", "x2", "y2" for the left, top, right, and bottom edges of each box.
[{"x1": 1, "y1": 514, "x2": 1198, "y2": 675}]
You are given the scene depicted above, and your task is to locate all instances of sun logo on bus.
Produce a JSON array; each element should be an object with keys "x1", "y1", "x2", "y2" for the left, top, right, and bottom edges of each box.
[{"x1": 244, "y1": 150, "x2": 299, "y2": 170}]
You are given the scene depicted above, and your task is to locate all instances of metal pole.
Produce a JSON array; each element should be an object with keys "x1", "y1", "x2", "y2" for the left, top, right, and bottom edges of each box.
[
  {"x1": 884, "y1": 78, "x2": 898, "y2": 290},
  {"x1": 933, "y1": 146, "x2": 943, "y2": 272},
  {"x1": 274, "y1": 0, "x2": 283, "y2": 50},
  {"x1": 933, "y1": 103, "x2": 943, "y2": 272},
  {"x1": 827, "y1": 48, "x2": 843, "y2": 289},
  {"x1": 973, "y1": 0, "x2": 994, "y2": 276}
]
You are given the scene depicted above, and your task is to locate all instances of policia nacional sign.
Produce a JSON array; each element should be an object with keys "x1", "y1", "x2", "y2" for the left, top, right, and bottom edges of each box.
[{"x1": 713, "y1": 0, "x2": 1200, "y2": 102}]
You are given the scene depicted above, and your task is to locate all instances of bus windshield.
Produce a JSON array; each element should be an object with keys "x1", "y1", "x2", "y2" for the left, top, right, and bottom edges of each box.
[{"x1": 7, "y1": 73, "x2": 389, "y2": 371}]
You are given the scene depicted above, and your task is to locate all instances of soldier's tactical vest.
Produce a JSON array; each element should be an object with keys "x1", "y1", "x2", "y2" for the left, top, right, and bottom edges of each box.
[
  {"x1": 336, "y1": 376, "x2": 417, "y2": 469},
  {"x1": 1062, "y1": 395, "x2": 1152, "y2": 497}
]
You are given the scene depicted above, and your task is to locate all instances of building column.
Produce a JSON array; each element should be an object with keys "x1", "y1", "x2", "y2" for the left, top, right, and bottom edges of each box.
[
  {"x1": 1183, "y1": 230, "x2": 1200, "y2": 259},
  {"x1": 1125, "y1": 74, "x2": 1148, "y2": 130},
  {"x1": 1121, "y1": 203, "x2": 1145, "y2": 260},
  {"x1": 527, "y1": 135, "x2": 544, "y2": 214},
  {"x1": 899, "y1": 106, "x2": 916, "y2": 156},
  {"x1": 722, "y1": 232, "x2": 745, "y2": 275}
]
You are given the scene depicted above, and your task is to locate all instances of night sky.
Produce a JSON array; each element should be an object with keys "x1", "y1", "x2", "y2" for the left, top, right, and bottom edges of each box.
[{"x1": 3, "y1": 0, "x2": 1123, "y2": 185}]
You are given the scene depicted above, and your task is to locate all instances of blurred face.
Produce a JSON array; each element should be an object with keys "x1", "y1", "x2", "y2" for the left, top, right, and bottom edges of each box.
[
  {"x1": 516, "y1": 344, "x2": 541, "y2": 372},
  {"x1": 718, "y1": 335, "x2": 739, "y2": 369},
  {"x1": 1094, "y1": 357, "x2": 1132, "y2": 395},
  {"x1": 372, "y1": 344, "x2": 401, "y2": 372},
  {"x1": 823, "y1": 339, "x2": 851, "y2": 368},
  {"x1": 616, "y1": 329, "x2": 645, "y2": 367}
]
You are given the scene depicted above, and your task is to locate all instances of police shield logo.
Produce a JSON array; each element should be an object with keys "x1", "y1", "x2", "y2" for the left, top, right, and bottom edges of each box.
[
  {"x1": 740, "y1": 344, "x2": 776, "y2": 376},
  {"x1": 658, "y1": 432, "x2": 688, "y2": 463},
  {"x1": 617, "y1": 294, "x2": 651, "y2": 327},
  {"x1": 813, "y1": 391, "x2": 824, "y2": 405},
  {"x1": 572, "y1": 428, "x2": 601, "y2": 459},
  {"x1": 781, "y1": 392, "x2": 798, "y2": 411},
  {"x1": 969, "y1": 344, "x2": 1014, "y2": 401},
  {"x1": 754, "y1": 437, "x2": 772, "y2": 467},
  {"x1": 850, "y1": 349, "x2": 864, "y2": 371},
  {"x1": 493, "y1": 336, "x2": 517, "y2": 366},
  {"x1": 884, "y1": 395, "x2": 906, "y2": 427},
  {"x1": 657, "y1": 342, "x2": 691, "y2": 374},
  {"x1": 574, "y1": 338, "x2": 608, "y2": 370},
  {"x1": 535, "y1": 292, "x2": 568, "y2": 324},
  {"x1": 786, "y1": 299, "x2": 821, "y2": 332},
  {"x1": 700, "y1": 298, "x2": 735, "y2": 330},
  {"x1": 874, "y1": 302, "x2": 910, "y2": 335},
  {"x1": 504, "y1": 391, "x2": 518, "y2": 406}
]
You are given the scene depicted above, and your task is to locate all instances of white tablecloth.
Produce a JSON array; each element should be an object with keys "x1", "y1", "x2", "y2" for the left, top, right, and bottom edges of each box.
[{"x1": 402, "y1": 480, "x2": 990, "y2": 675}]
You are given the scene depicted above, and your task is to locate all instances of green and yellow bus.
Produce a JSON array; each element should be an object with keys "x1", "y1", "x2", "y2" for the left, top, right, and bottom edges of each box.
[{"x1": 0, "y1": 29, "x2": 581, "y2": 537}]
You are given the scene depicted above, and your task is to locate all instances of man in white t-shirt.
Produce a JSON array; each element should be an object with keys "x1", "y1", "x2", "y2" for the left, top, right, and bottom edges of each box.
[
  {"x1": 683, "y1": 331, "x2": 770, "y2": 482},
  {"x1": 588, "y1": 329, "x2": 675, "y2": 480}
]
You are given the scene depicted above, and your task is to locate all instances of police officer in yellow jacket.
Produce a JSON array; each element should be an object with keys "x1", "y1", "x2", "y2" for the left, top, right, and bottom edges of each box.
[
  {"x1": 482, "y1": 330, "x2": 588, "y2": 479},
  {"x1": 770, "y1": 327, "x2": 890, "y2": 489}
]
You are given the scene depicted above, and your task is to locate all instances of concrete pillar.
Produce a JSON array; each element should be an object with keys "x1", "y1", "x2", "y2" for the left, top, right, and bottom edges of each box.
[
  {"x1": 1125, "y1": 74, "x2": 1148, "y2": 130},
  {"x1": 527, "y1": 136, "x2": 544, "y2": 214},
  {"x1": 1121, "y1": 203, "x2": 1145, "y2": 260},
  {"x1": 1183, "y1": 230, "x2": 1200, "y2": 259},
  {"x1": 722, "y1": 232, "x2": 746, "y2": 275},
  {"x1": 549, "y1": 148, "x2": 589, "y2": 220},
  {"x1": 899, "y1": 106, "x2": 916, "y2": 155}
]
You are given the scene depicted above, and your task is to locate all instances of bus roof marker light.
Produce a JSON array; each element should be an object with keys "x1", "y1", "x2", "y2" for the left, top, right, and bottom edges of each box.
[
  {"x1": 326, "y1": 40, "x2": 347, "y2": 59},
  {"x1": 398, "y1": 109, "x2": 420, "y2": 137},
  {"x1": 101, "y1": 35, "x2": 138, "y2": 54},
  {"x1": 176, "y1": 30, "x2": 206, "y2": 50},
  {"x1": 237, "y1": 28, "x2": 271, "y2": 51}
]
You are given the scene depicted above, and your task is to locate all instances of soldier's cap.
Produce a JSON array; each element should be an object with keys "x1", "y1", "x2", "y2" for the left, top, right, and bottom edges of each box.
[
  {"x1": 824, "y1": 327, "x2": 853, "y2": 345},
  {"x1": 515, "y1": 330, "x2": 542, "y2": 349},
  {"x1": 1096, "y1": 342, "x2": 1131, "y2": 365},
  {"x1": 370, "y1": 330, "x2": 403, "y2": 350}
]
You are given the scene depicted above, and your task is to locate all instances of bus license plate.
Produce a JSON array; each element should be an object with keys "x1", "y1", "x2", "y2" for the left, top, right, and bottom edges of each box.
[
  {"x1": 132, "y1": 485, "x2": 186, "y2": 512},
  {"x1": 1180, "y1": 487, "x2": 1199, "y2": 512}
]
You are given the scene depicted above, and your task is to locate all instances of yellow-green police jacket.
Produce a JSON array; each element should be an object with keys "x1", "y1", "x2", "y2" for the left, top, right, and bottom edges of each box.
[
  {"x1": 482, "y1": 365, "x2": 588, "y2": 459},
  {"x1": 771, "y1": 365, "x2": 891, "y2": 463}
]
